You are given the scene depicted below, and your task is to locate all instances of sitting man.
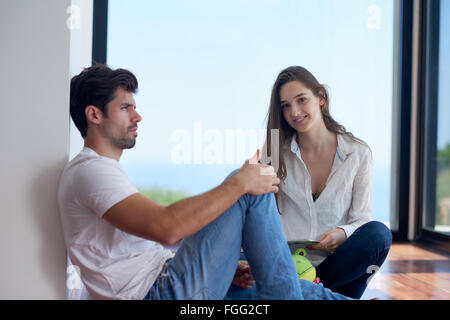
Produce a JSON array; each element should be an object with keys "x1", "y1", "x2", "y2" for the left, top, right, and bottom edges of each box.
[{"x1": 58, "y1": 64, "x2": 352, "y2": 300}]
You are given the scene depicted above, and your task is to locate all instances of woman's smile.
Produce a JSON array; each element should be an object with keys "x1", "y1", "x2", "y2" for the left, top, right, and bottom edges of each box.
[{"x1": 293, "y1": 115, "x2": 308, "y2": 125}]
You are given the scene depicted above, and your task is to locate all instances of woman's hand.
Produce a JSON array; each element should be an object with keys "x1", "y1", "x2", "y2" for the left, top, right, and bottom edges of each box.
[
  {"x1": 307, "y1": 228, "x2": 347, "y2": 252},
  {"x1": 231, "y1": 260, "x2": 255, "y2": 290}
]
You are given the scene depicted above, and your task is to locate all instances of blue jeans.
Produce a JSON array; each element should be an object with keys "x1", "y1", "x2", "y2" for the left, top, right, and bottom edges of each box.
[
  {"x1": 315, "y1": 221, "x2": 392, "y2": 299},
  {"x1": 143, "y1": 173, "x2": 352, "y2": 300}
]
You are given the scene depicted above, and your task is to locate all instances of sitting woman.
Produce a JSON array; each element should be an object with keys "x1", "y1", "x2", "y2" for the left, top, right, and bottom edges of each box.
[{"x1": 262, "y1": 65, "x2": 392, "y2": 299}]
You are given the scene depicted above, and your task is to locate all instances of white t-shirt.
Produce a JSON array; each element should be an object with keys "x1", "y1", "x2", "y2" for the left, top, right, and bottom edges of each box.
[
  {"x1": 57, "y1": 147, "x2": 174, "y2": 299},
  {"x1": 275, "y1": 134, "x2": 372, "y2": 267}
]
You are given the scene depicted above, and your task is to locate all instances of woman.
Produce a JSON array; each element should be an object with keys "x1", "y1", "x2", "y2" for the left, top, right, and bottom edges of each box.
[{"x1": 263, "y1": 66, "x2": 392, "y2": 299}]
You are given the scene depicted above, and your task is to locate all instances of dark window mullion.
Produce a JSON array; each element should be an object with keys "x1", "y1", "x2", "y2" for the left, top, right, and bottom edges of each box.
[
  {"x1": 392, "y1": 0, "x2": 413, "y2": 242},
  {"x1": 421, "y1": 0, "x2": 440, "y2": 232},
  {"x1": 92, "y1": 0, "x2": 108, "y2": 65}
]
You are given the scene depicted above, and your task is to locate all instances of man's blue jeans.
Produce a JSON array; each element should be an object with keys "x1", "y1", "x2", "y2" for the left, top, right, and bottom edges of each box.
[{"x1": 143, "y1": 188, "x2": 352, "y2": 300}]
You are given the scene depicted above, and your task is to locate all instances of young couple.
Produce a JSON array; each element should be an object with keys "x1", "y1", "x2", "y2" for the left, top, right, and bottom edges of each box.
[{"x1": 58, "y1": 64, "x2": 391, "y2": 300}]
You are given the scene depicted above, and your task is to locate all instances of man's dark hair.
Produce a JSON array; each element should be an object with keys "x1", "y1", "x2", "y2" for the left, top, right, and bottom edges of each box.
[{"x1": 70, "y1": 63, "x2": 138, "y2": 138}]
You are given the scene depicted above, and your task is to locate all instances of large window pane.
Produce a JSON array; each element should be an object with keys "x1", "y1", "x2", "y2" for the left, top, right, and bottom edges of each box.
[
  {"x1": 105, "y1": 0, "x2": 394, "y2": 225},
  {"x1": 434, "y1": 0, "x2": 450, "y2": 234}
]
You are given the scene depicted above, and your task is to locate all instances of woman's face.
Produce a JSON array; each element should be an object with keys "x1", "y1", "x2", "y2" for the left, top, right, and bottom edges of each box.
[{"x1": 279, "y1": 80, "x2": 324, "y2": 134}]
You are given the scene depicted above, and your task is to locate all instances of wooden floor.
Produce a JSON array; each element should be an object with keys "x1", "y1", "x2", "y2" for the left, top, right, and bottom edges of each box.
[{"x1": 361, "y1": 243, "x2": 450, "y2": 300}]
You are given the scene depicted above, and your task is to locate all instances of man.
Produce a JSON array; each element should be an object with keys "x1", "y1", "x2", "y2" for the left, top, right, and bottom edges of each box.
[{"x1": 58, "y1": 64, "x2": 351, "y2": 300}]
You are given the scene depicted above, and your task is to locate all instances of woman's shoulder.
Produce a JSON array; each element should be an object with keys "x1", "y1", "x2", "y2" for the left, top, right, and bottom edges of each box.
[{"x1": 338, "y1": 133, "x2": 372, "y2": 162}]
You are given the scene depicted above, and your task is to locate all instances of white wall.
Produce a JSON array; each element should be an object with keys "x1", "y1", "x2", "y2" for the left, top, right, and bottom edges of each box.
[
  {"x1": 69, "y1": 0, "x2": 93, "y2": 160},
  {"x1": 0, "y1": 0, "x2": 72, "y2": 299}
]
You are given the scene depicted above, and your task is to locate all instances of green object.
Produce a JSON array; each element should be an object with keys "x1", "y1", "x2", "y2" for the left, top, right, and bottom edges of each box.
[{"x1": 292, "y1": 248, "x2": 316, "y2": 282}]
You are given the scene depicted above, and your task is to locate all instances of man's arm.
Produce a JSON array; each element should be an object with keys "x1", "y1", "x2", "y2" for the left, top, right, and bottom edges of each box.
[{"x1": 103, "y1": 150, "x2": 280, "y2": 246}]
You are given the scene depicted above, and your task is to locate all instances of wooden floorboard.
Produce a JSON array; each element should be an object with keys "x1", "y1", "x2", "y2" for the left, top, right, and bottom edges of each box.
[{"x1": 361, "y1": 243, "x2": 450, "y2": 300}]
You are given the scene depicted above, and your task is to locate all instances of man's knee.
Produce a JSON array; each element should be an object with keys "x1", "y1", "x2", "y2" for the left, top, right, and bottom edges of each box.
[
  {"x1": 223, "y1": 168, "x2": 240, "y2": 183},
  {"x1": 222, "y1": 168, "x2": 277, "y2": 211}
]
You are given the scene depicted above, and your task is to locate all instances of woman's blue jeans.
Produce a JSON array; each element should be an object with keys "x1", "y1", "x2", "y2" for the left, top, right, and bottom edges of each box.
[
  {"x1": 143, "y1": 183, "x2": 352, "y2": 300},
  {"x1": 315, "y1": 221, "x2": 392, "y2": 298}
]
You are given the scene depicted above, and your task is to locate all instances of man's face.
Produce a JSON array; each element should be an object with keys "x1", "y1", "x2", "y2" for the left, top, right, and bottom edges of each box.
[{"x1": 99, "y1": 87, "x2": 142, "y2": 149}]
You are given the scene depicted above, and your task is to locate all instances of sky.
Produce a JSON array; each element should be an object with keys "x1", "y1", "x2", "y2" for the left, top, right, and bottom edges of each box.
[{"x1": 105, "y1": 0, "x2": 394, "y2": 167}]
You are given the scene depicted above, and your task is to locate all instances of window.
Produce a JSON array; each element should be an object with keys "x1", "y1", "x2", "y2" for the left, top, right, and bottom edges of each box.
[
  {"x1": 435, "y1": 0, "x2": 450, "y2": 234},
  {"x1": 421, "y1": 0, "x2": 450, "y2": 237},
  {"x1": 101, "y1": 0, "x2": 395, "y2": 225}
]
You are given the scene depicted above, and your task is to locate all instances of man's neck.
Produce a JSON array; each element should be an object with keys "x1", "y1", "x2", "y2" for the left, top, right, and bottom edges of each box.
[{"x1": 84, "y1": 137, "x2": 123, "y2": 161}]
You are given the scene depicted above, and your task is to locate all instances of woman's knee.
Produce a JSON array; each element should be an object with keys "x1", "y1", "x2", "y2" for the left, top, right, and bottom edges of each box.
[{"x1": 363, "y1": 221, "x2": 392, "y2": 249}]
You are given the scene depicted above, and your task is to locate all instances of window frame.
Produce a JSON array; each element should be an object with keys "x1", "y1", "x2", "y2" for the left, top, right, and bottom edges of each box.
[
  {"x1": 391, "y1": 0, "x2": 413, "y2": 242},
  {"x1": 92, "y1": 0, "x2": 108, "y2": 65}
]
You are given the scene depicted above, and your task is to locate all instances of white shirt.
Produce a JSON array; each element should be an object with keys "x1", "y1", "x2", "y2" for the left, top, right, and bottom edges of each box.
[
  {"x1": 276, "y1": 134, "x2": 372, "y2": 266},
  {"x1": 57, "y1": 147, "x2": 174, "y2": 299}
]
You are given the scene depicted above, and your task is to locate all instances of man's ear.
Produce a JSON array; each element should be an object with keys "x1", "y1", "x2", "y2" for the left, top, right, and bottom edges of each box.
[{"x1": 85, "y1": 105, "x2": 103, "y2": 125}]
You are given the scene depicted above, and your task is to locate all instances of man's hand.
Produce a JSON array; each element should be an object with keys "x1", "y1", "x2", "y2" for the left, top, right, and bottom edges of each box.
[
  {"x1": 307, "y1": 228, "x2": 347, "y2": 252},
  {"x1": 232, "y1": 149, "x2": 280, "y2": 195},
  {"x1": 231, "y1": 260, "x2": 255, "y2": 290}
]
